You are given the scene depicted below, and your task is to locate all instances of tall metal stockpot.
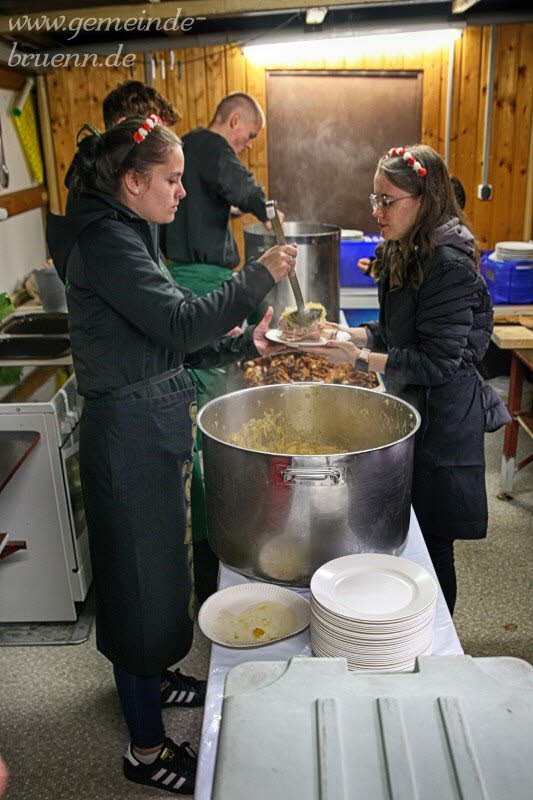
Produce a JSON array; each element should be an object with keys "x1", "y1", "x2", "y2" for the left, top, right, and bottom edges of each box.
[
  {"x1": 197, "y1": 383, "x2": 421, "y2": 587},
  {"x1": 244, "y1": 222, "x2": 341, "y2": 323}
]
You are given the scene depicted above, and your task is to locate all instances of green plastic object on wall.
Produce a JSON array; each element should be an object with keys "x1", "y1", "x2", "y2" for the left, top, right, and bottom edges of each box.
[{"x1": 0, "y1": 292, "x2": 22, "y2": 385}]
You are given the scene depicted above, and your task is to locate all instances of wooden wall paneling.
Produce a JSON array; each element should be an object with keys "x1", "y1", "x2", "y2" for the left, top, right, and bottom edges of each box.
[
  {"x1": 205, "y1": 45, "x2": 227, "y2": 123},
  {"x1": 454, "y1": 27, "x2": 483, "y2": 214},
  {"x1": 447, "y1": 35, "x2": 464, "y2": 179},
  {"x1": 46, "y1": 69, "x2": 73, "y2": 213},
  {"x1": 437, "y1": 44, "x2": 450, "y2": 159},
  {"x1": 187, "y1": 48, "x2": 209, "y2": 129},
  {"x1": 225, "y1": 44, "x2": 247, "y2": 93},
  {"x1": 245, "y1": 57, "x2": 267, "y2": 170},
  {"x1": 471, "y1": 25, "x2": 493, "y2": 248},
  {"x1": 67, "y1": 67, "x2": 92, "y2": 152},
  {"x1": 422, "y1": 48, "x2": 443, "y2": 153},
  {"x1": 490, "y1": 25, "x2": 520, "y2": 244},
  {"x1": 84, "y1": 64, "x2": 105, "y2": 129},
  {"x1": 509, "y1": 23, "x2": 533, "y2": 240},
  {"x1": 129, "y1": 52, "x2": 146, "y2": 83},
  {"x1": 169, "y1": 49, "x2": 190, "y2": 136},
  {"x1": 225, "y1": 45, "x2": 249, "y2": 169},
  {"x1": 153, "y1": 49, "x2": 184, "y2": 137},
  {"x1": 150, "y1": 50, "x2": 168, "y2": 101}
]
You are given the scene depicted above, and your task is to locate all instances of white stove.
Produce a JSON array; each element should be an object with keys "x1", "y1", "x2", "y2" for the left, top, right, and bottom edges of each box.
[{"x1": 0, "y1": 369, "x2": 91, "y2": 622}]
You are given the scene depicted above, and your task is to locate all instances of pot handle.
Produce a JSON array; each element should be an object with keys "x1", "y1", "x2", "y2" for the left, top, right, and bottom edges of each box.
[{"x1": 281, "y1": 467, "x2": 344, "y2": 485}]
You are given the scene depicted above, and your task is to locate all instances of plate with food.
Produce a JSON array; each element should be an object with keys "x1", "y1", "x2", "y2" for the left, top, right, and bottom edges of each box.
[
  {"x1": 198, "y1": 582, "x2": 310, "y2": 648},
  {"x1": 266, "y1": 328, "x2": 351, "y2": 347}
]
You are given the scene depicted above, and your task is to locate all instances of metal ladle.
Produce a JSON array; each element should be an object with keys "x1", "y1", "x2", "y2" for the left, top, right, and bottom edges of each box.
[
  {"x1": 265, "y1": 200, "x2": 323, "y2": 328},
  {"x1": 0, "y1": 114, "x2": 9, "y2": 189}
]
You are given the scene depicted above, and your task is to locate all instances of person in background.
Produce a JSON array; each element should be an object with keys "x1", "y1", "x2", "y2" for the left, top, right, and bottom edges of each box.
[
  {"x1": 356, "y1": 173, "x2": 467, "y2": 278},
  {"x1": 160, "y1": 90, "x2": 284, "y2": 360},
  {"x1": 305, "y1": 145, "x2": 493, "y2": 615},
  {"x1": 47, "y1": 116, "x2": 296, "y2": 795},
  {"x1": 65, "y1": 81, "x2": 179, "y2": 254},
  {"x1": 160, "y1": 91, "x2": 286, "y2": 601}
]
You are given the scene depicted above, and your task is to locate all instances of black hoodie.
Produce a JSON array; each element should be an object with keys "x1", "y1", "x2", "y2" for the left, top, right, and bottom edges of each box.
[
  {"x1": 160, "y1": 127, "x2": 268, "y2": 268},
  {"x1": 47, "y1": 190, "x2": 274, "y2": 398}
]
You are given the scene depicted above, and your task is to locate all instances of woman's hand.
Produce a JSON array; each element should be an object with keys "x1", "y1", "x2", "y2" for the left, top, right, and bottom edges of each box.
[
  {"x1": 257, "y1": 244, "x2": 297, "y2": 283},
  {"x1": 252, "y1": 306, "x2": 288, "y2": 356},
  {"x1": 324, "y1": 322, "x2": 368, "y2": 347},
  {"x1": 297, "y1": 340, "x2": 360, "y2": 364}
]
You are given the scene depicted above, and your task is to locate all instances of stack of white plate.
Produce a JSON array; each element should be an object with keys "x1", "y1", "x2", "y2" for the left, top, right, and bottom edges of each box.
[
  {"x1": 495, "y1": 241, "x2": 533, "y2": 262},
  {"x1": 310, "y1": 553, "x2": 438, "y2": 672}
]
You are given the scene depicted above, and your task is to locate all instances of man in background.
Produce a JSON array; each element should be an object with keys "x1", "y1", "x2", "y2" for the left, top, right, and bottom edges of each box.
[{"x1": 160, "y1": 92, "x2": 284, "y2": 600}]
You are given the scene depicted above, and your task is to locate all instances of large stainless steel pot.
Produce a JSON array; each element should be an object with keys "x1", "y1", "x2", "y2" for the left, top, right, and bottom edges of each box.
[
  {"x1": 244, "y1": 222, "x2": 341, "y2": 323},
  {"x1": 198, "y1": 383, "x2": 421, "y2": 586}
]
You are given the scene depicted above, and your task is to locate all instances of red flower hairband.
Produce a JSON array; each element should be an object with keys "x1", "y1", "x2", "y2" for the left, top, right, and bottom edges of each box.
[
  {"x1": 133, "y1": 114, "x2": 160, "y2": 143},
  {"x1": 386, "y1": 147, "x2": 427, "y2": 177}
]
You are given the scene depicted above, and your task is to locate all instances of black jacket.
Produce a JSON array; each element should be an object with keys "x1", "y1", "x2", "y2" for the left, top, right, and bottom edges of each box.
[
  {"x1": 161, "y1": 127, "x2": 268, "y2": 268},
  {"x1": 365, "y1": 245, "x2": 494, "y2": 539},
  {"x1": 46, "y1": 190, "x2": 274, "y2": 399},
  {"x1": 366, "y1": 245, "x2": 493, "y2": 392}
]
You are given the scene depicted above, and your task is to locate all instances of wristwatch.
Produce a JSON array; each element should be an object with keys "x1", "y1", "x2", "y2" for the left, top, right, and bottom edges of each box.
[{"x1": 355, "y1": 347, "x2": 371, "y2": 372}]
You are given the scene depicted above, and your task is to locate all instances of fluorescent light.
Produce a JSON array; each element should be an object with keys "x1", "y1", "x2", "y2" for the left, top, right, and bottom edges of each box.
[
  {"x1": 306, "y1": 7, "x2": 328, "y2": 26},
  {"x1": 243, "y1": 29, "x2": 463, "y2": 66}
]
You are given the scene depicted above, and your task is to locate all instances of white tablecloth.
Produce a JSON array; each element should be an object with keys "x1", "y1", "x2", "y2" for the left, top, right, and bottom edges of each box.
[{"x1": 195, "y1": 508, "x2": 463, "y2": 799}]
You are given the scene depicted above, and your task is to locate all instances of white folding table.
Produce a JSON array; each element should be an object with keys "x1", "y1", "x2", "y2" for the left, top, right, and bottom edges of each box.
[{"x1": 195, "y1": 507, "x2": 463, "y2": 799}]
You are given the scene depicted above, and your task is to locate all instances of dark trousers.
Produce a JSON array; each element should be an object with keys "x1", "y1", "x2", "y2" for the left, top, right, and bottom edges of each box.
[
  {"x1": 113, "y1": 664, "x2": 164, "y2": 748},
  {"x1": 423, "y1": 530, "x2": 457, "y2": 616}
]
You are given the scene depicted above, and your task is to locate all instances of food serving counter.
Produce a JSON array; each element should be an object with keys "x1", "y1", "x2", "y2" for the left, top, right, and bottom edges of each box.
[{"x1": 195, "y1": 507, "x2": 462, "y2": 799}]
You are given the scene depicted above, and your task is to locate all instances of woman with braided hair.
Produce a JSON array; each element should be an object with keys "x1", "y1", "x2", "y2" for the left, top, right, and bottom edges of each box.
[
  {"x1": 304, "y1": 144, "x2": 497, "y2": 615},
  {"x1": 46, "y1": 116, "x2": 296, "y2": 794}
]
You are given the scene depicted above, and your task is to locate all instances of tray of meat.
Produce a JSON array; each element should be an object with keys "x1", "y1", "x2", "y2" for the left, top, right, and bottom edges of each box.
[{"x1": 241, "y1": 352, "x2": 385, "y2": 391}]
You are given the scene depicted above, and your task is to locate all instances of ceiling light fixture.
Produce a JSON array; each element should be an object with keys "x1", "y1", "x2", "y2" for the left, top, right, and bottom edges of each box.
[
  {"x1": 243, "y1": 28, "x2": 463, "y2": 66},
  {"x1": 305, "y1": 7, "x2": 328, "y2": 26}
]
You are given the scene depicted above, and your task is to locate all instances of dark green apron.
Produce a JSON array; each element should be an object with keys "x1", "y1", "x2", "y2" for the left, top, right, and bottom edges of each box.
[
  {"x1": 80, "y1": 368, "x2": 197, "y2": 676},
  {"x1": 167, "y1": 261, "x2": 232, "y2": 604}
]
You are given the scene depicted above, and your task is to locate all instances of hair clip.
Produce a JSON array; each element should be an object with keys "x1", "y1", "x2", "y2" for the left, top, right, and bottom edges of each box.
[
  {"x1": 133, "y1": 114, "x2": 160, "y2": 144},
  {"x1": 386, "y1": 147, "x2": 427, "y2": 177}
]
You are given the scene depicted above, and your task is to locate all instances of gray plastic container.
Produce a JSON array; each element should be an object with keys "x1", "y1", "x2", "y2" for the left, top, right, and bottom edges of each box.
[
  {"x1": 214, "y1": 655, "x2": 533, "y2": 800},
  {"x1": 32, "y1": 267, "x2": 67, "y2": 312}
]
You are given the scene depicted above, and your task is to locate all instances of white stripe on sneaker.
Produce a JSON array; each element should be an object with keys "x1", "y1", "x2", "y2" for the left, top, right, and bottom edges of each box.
[
  {"x1": 177, "y1": 690, "x2": 186, "y2": 703},
  {"x1": 152, "y1": 768, "x2": 167, "y2": 781},
  {"x1": 185, "y1": 691, "x2": 195, "y2": 704},
  {"x1": 174, "y1": 777, "x2": 186, "y2": 790},
  {"x1": 124, "y1": 746, "x2": 139, "y2": 767},
  {"x1": 162, "y1": 772, "x2": 177, "y2": 785},
  {"x1": 167, "y1": 690, "x2": 178, "y2": 703}
]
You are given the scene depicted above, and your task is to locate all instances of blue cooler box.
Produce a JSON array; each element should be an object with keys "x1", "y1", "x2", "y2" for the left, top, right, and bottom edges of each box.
[
  {"x1": 481, "y1": 251, "x2": 533, "y2": 304},
  {"x1": 339, "y1": 234, "x2": 382, "y2": 287}
]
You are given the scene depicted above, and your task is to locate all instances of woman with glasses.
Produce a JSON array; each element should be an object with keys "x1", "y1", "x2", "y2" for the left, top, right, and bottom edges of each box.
[{"x1": 307, "y1": 144, "x2": 494, "y2": 615}]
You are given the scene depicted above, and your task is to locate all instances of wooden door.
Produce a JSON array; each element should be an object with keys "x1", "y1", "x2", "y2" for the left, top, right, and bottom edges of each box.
[{"x1": 266, "y1": 71, "x2": 423, "y2": 232}]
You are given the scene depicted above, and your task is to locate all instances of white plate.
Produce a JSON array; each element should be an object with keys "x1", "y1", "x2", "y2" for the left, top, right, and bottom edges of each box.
[
  {"x1": 198, "y1": 582, "x2": 310, "y2": 648},
  {"x1": 311, "y1": 595, "x2": 435, "y2": 631},
  {"x1": 495, "y1": 241, "x2": 533, "y2": 252},
  {"x1": 310, "y1": 554, "x2": 437, "y2": 622},
  {"x1": 265, "y1": 329, "x2": 351, "y2": 347}
]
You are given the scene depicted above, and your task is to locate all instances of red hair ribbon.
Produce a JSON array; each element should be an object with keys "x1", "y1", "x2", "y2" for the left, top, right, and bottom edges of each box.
[
  {"x1": 132, "y1": 114, "x2": 160, "y2": 144},
  {"x1": 386, "y1": 147, "x2": 427, "y2": 177}
]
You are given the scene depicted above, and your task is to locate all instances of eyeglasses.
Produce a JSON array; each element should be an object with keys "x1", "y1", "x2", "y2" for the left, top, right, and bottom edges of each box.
[{"x1": 369, "y1": 193, "x2": 415, "y2": 213}]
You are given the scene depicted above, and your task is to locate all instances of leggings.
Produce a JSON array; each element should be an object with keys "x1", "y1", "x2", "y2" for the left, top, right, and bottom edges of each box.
[
  {"x1": 113, "y1": 664, "x2": 165, "y2": 749},
  {"x1": 422, "y1": 531, "x2": 457, "y2": 616}
]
